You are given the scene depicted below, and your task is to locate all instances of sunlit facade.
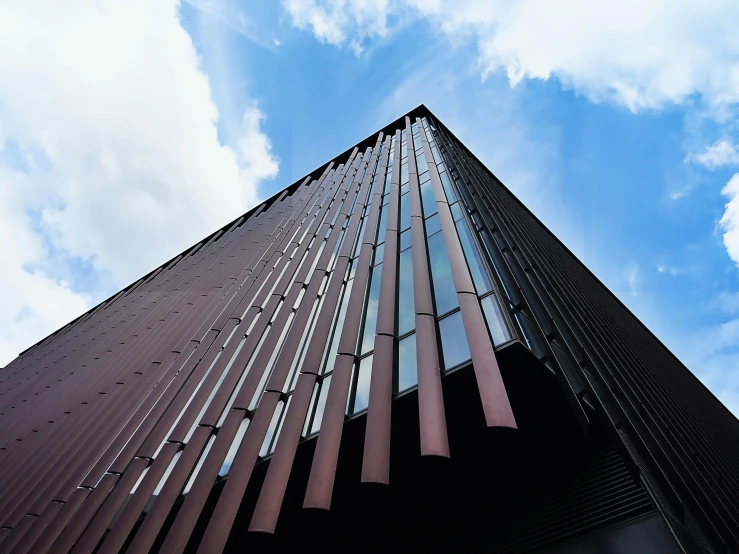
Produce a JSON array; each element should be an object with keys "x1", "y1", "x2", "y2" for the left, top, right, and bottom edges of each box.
[{"x1": 0, "y1": 106, "x2": 737, "y2": 553}]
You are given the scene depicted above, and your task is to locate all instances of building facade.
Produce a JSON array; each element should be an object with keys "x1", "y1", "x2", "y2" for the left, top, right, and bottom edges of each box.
[{"x1": 0, "y1": 106, "x2": 737, "y2": 553}]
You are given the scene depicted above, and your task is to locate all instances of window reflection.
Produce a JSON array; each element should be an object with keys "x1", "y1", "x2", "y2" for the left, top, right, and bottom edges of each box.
[
  {"x1": 439, "y1": 171, "x2": 457, "y2": 203},
  {"x1": 456, "y1": 219, "x2": 493, "y2": 294},
  {"x1": 361, "y1": 264, "x2": 383, "y2": 354},
  {"x1": 416, "y1": 153, "x2": 428, "y2": 175},
  {"x1": 373, "y1": 243, "x2": 384, "y2": 266},
  {"x1": 400, "y1": 229, "x2": 411, "y2": 251},
  {"x1": 481, "y1": 294, "x2": 510, "y2": 345},
  {"x1": 184, "y1": 435, "x2": 214, "y2": 494},
  {"x1": 323, "y1": 280, "x2": 353, "y2": 375},
  {"x1": 427, "y1": 232, "x2": 458, "y2": 316},
  {"x1": 450, "y1": 202, "x2": 464, "y2": 221},
  {"x1": 309, "y1": 374, "x2": 332, "y2": 435},
  {"x1": 397, "y1": 334, "x2": 418, "y2": 393},
  {"x1": 420, "y1": 182, "x2": 437, "y2": 218},
  {"x1": 397, "y1": 249, "x2": 415, "y2": 336},
  {"x1": 351, "y1": 355, "x2": 373, "y2": 414},
  {"x1": 425, "y1": 213, "x2": 441, "y2": 237},
  {"x1": 259, "y1": 397, "x2": 288, "y2": 458},
  {"x1": 219, "y1": 416, "x2": 250, "y2": 477},
  {"x1": 376, "y1": 206, "x2": 388, "y2": 245},
  {"x1": 439, "y1": 311, "x2": 471, "y2": 370},
  {"x1": 400, "y1": 193, "x2": 411, "y2": 231}
]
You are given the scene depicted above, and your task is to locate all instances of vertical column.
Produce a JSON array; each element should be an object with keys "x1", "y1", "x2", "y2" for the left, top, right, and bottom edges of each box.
[
  {"x1": 361, "y1": 130, "x2": 401, "y2": 485},
  {"x1": 407, "y1": 116, "x2": 450, "y2": 457},
  {"x1": 418, "y1": 118, "x2": 516, "y2": 429},
  {"x1": 304, "y1": 135, "x2": 392, "y2": 510}
]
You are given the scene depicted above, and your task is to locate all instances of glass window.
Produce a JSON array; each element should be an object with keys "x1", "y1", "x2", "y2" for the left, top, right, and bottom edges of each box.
[
  {"x1": 361, "y1": 264, "x2": 383, "y2": 354},
  {"x1": 397, "y1": 334, "x2": 418, "y2": 393},
  {"x1": 373, "y1": 243, "x2": 384, "y2": 266},
  {"x1": 419, "y1": 171, "x2": 430, "y2": 184},
  {"x1": 450, "y1": 202, "x2": 464, "y2": 222},
  {"x1": 456, "y1": 219, "x2": 493, "y2": 294},
  {"x1": 184, "y1": 435, "x2": 215, "y2": 494},
  {"x1": 399, "y1": 229, "x2": 412, "y2": 251},
  {"x1": 354, "y1": 217, "x2": 368, "y2": 255},
  {"x1": 420, "y1": 182, "x2": 437, "y2": 218},
  {"x1": 439, "y1": 312, "x2": 471, "y2": 370},
  {"x1": 400, "y1": 182, "x2": 409, "y2": 196},
  {"x1": 416, "y1": 153, "x2": 428, "y2": 175},
  {"x1": 260, "y1": 398, "x2": 286, "y2": 458},
  {"x1": 352, "y1": 355, "x2": 373, "y2": 414},
  {"x1": 439, "y1": 171, "x2": 457, "y2": 203},
  {"x1": 481, "y1": 294, "x2": 511, "y2": 346},
  {"x1": 427, "y1": 232, "x2": 458, "y2": 315},
  {"x1": 219, "y1": 417, "x2": 250, "y2": 477},
  {"x1": 401, "y1": 162, "x2": 409, "y2": 185},
  {"x1": 376, "y1": 205, "x2": 388, "y2": 245},
  {"x1": 431, "y1": 145, "x2": 442, "y2": 164},
  {"x1": 309, "y1": 374, "x2": 332, "y2": 435},
  {"x1": 322, "y1": 279, "x2": 353, "y2": 374},
  {"x1": 398, "y1": 249, "x2": 415, "y2": 336},
  {"x1": 400, "y1": 193, "x2": 411, "y2": 231},
  {"x1": 425, "y1": 213, "x2": 441, "y2": 237}
]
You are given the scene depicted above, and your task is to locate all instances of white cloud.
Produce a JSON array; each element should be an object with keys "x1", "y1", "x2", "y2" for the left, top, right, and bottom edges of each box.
[
  {"x1": 283, "y1": 0, "x2": 739, "y2": 112},
  {"x1": 690, "y1": 139, "x2": 739, "y2": 169},
  {"x1": 283, "y1": 0, "x2": 393, "y2": 48},
  {"x1": 0, "y1": 0, "x2": 279, "y2": 366},
  {"x1": 719, "y1": 173, "x2": 739, "y2": 268}
]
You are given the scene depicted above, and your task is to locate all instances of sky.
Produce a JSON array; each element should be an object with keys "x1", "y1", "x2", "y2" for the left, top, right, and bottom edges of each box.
[{"x1": 1, "y1": 0, "x2": 739, "y2": 416}]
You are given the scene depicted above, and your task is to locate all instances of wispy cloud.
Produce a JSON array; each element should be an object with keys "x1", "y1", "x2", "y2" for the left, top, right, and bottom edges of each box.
[
  {"x1": 689, "y1": 139, "x2": 739, "y2": 170},
  {"x1": 282, "y1": 0, "x2": 739, "y2": 113}
]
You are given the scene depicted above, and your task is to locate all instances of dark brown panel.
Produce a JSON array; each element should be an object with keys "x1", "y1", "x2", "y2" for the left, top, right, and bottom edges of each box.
[
  {"x1": 415, "y1": 313, "x2": 450, "y2": 457},
  {"x1": 249, "y1": 372, "x2": 317, "y2": 533},
  {"x1": 303, "y1": 353, "x2": 355, "y2": 509},
  {"x1": 69, "y1": 457, "x2": 148, "y2": 554},
  {"x1": 122, "y1": 426, "x2": 213, "y2": 554},
  {"x1": 361, "y1": 333, "x2": 394, "y2": 484},
  {"x1": 156, "y1": 409, "x2": 247, "y2": 553},
  {"x1": 26, "y1": 488, "x2": 89, "y2": 554},
  {"x1": 95, "y1": 442, "x2": 181, "y2": 554},
  {"x1": 196, "y1": 391, "x2": 281, "y2": 553}
]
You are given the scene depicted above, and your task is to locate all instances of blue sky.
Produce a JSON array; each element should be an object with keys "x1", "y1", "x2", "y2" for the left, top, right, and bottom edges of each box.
[{"x1": 2, "y1": 0, "x2": 739, "y2": 416}]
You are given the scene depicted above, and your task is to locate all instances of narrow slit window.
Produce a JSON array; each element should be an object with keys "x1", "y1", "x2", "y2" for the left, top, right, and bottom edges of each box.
[
  {"x1": 219, "y1": 416, "x2": 250, "y2": 477},
  {"x1": 351, "y1": 355, "x2": 373, "y2": 414},
  {"x1": 309, "y1": 374, "x2": 332, "y2": 435},
  {"x1": 360, "y1": 264, "x2": 383, "y2": 355},
  {"x1": 259, "y1": 398, "x2": 287, "y2": 458},
  {"x1": 183, "y1": 434, "x2": 215, "y2": 495},
  {"x1": 397, "y1": 334, "x2": 418, "y2": 393},
  {"x1": 397, "y1": 248, "x2": 415, "y2": 336}
]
